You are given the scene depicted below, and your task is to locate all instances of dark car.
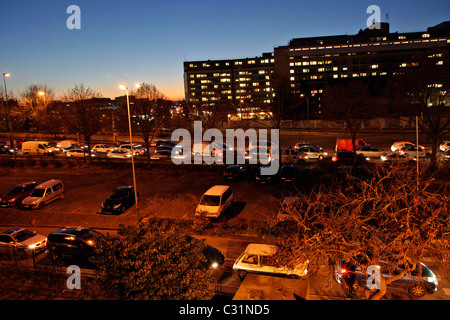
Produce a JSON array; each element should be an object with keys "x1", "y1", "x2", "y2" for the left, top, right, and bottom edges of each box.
[
  {"x1": 156, "y1": 145, "x2": 176, "y2": 157},
  {"x1": 280, "y1": 165, "x2": 297, "y2": 182},
  {"x1": 101, "y1": 186, "x2": 139, "y2": 214},
  {"x1": 334, "y1": 257, "x2": 438, "y2": 298},
  {"x1": 331, "y1": 151, "x2": 366, "y2": 165},
  {"x1": 46, "y1": 227, "x2": 104, "y2": 262},
  {"x1": 255, "y1": 166, "x2": 278, "y2": 184},
  {"x1": 0, "y1": 182, "x2": 38, "y2": 207},
  {"x1": 223, "y1": 165, "x2": 248, "y2": 181},
  {"x1": 184, "y1": 235, "x2": 225, "y2": 269}
]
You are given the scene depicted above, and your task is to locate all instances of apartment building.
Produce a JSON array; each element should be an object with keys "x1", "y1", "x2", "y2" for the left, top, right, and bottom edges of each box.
[{"x1": 184, "y1": 21, "x2": 449, "y2": 114}]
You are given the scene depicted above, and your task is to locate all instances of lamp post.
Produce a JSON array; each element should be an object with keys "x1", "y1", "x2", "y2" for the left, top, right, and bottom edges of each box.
[
  {"x1": 3, "y1": 73, "x2": 14, "y2": 158},
  {"x1": 120, "y1": 83, "x2": 140, "y2": 222}
]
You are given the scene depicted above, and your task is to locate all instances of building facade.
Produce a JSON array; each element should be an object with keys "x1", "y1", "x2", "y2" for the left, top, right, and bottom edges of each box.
[{"x1": 184, "y1": 22, "x2": 449, "y2": 115}]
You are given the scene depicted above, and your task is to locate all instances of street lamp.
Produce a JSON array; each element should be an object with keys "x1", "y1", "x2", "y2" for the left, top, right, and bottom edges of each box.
[
  {"x1": 120, "y1": 83, "x2": 140, "y2": 222},
  {"x1": 3, "y1": 73, "x2": 14, "y2": 158}
]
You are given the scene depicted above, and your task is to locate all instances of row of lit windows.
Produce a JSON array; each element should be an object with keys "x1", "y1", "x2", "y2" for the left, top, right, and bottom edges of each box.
[
  {"x1": 288, "y1": 37, "x2": 448, "y2": 53},
  {"x1": 188, "y1": 58, "x2": 274, "y2": 69}
]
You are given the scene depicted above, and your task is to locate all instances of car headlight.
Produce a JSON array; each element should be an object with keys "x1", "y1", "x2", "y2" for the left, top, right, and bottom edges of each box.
[
  {"x1": 113, "y1": 203, "x2": 121, "y2": 209},
  {"x1": 28, "y1": 244, "x2": 37, "y2": 249}
]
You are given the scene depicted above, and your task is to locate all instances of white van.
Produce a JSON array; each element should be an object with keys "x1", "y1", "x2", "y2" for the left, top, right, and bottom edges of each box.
[
  {"x1": 233, "y1": 243, "x2": 309, "y2": 280},
  {"x1": 22, "y1": 180, "x2": 64, "y2": 209},
  {"x1": 195, "y1": 185, "x2": 233, "y2": 218},
  {"x1": 22, "y1": 141, "x2": 56, "y2": 156}
]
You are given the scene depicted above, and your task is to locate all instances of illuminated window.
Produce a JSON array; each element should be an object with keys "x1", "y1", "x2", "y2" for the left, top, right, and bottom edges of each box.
[
  {"x1": 371, "y1": 64, "x2": 379, "y2": 69},
  {"x1": 398, "y1": 35, "x2": 406, "y2": 40},
  {"x1": 422, "y1": 33, "x2": 430, "y2": 38},
  {"x1": 248, "y1": 60, "x2": 255, "y2": 64}
]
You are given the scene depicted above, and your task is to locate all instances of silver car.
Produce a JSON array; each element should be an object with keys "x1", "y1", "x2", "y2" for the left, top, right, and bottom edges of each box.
[{"x1": 0, "y1": 228, "x2": 47, "y2": 256}]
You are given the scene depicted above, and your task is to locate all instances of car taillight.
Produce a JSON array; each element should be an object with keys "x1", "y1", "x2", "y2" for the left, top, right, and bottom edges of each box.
[
  {"x1": 332, "y1": 155, "x2": 337, "y2": 162},
  {"x1": 339, "y1": 268, "x2": 348, "y2": 274}
]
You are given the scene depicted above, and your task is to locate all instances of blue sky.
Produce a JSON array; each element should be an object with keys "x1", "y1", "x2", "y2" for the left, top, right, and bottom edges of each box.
[{"x1": 1, "y1": 0, "x2": 449, "y2": 100}]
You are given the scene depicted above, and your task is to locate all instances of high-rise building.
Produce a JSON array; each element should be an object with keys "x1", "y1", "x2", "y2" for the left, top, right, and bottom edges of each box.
[{"x1": 183, "y1": 22, "x2": 449, "y2": 114}]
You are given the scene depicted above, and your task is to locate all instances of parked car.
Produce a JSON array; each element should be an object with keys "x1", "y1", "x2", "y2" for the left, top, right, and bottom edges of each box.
[
  {"x1": 296, "y1": 146, "x2": 328, "y2": 160},
  {"x1": 246, "y1": 147, "x2": 271, "y2": 164},
  {"x1": 294, "y1": 142, "x2": 323, "y2": 151},
  {"x1": 331, "y1": 151, "x2": 366, "y2": 165},
  {"x1": 280, "y1": 147, "x2": 307, "y2": 164},
  {"x1": 195, "y1": 185, "x2": 233, "y2": 218},
  {"x1": 92, "y1": 144, "x2": 116, "y2": 153},
  {"x1": 391, "y1": 141, "x2": 416, "y2": 152},
  {"x1": 100, "y1": 186, "x2": 139, "y2": 215},
  {"x1": 334, "y1": 256, "x2": 438, "y2": 298},
  {"x1": 107, "y1": 148, "x2": 132, "y2": 159},
  {"x1": 119, "y1": 144, "x2": 146, "y2": 156},
  {"x1": 156, "y1": 145, "x2": 178, "y2": 157},
  {"x1": 56, "y1": 140, "x2": 78, "y2": 152},
  {"x1": 276, "y1": 197, "x2": 302, "y2": 221},
  {"x1": 400, "y1": 145, "x2": 431, "y2": 158},
  {"x1": 247, "y1": 139, "x2": 277, "y2": 151},
  {"x1": 355, "y1": 145, "x2": 385, "y2": 161},
  {"x1": 233, "y1": 243, "x2": 308, "y2": 280},
  {"x1": 66, "y1": 148, "x2": 95, "y2": 158},
  {"x1": 46, "y1": 227, "x2": 104, "y2": 261},
  {"x1": 255, "y1": 165, "x2": 278, "y2": 184},
  {"x1": 441, "y1": 150, "x2": 450, "y2": 162},
  {"x1": 0, "y1": 228, "x2": 47, "y2": 256},
  {"x1": 223, "y1": 165, "x2": 248, "y2": 181},
  {"x1": 184, "y1": 235, "x2": 225, "y2": 269},
  {"x1": 280, "y1": 165, "x2": 297, "y2": 182},
  {"x1": 21, "y1": 179, "x2": 64, "y2": 209},
  {"x1": 0, "y1": 182, "x2": 38, "y2": 207},
  {"x1": 381, "y1": 152, "x2": 416, "y2": 165},
  {"x1": 440, "y1": 141, "x2": 450, "y2": 152}
]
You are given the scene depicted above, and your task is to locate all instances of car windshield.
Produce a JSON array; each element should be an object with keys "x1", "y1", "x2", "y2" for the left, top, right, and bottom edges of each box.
[
  {"x1": 200, "y1": 195, "x2": 220, "y2": 206},
  {"x1": 13, "y1": 230, "x2": 36, "y2": 242},
  {"x1": 7, "y1": 186, "x2": 23, "y2": 195},
  {"x1": 109, "y1": 190, "x2": 127, "y2": 200},
  {"x1": 78, "y1": 230, "x2": 103, "y2": 246},
  {"x1": 30, "y1": 188, "x2": 45, "y2": 197}
]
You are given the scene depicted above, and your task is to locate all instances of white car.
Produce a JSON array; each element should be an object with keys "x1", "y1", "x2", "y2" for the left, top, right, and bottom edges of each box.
[
  {"x1": 0, "y1": 228, "x2": 47, "y2": 256},
  {"x1": 391, "y1": 141, "x2": 416, "y2": 152},
  {"x1": 296, "y1": 146, "x2": 327, "y2": 160},
  {"x1": 355, "y1": 145, "x2": 385, "y2": 161},
  {"x1": 195, "y1": 185, "x2": 233, "y2": 218},
  {"x1": 92, "y1": 144, "x2": 116, "y2": 153},
  {"x1": 400, "y1": 145, "x2": 431, "y2": 158},
  {"x1": 119, "y1": 144, "x2": 146, "y2": 156},
  {"x1": 66, "y1": 148, "x2": 95, "y2": 158},
  {"x1": 233, "y1": 243, "x2": 308, "y2": 280},
  {"x1": 440, "y1": 141, "x2": 450, "y2": 152},
  {"x1": 107, "y1": 149, "x2": 132, "y2": 159}
]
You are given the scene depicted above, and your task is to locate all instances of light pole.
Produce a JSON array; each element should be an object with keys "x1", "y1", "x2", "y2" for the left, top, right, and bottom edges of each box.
[
  {"x1": 120, "y1": 83, "x2": 140, "y2": 222},
  {"x1": 3, "y1": 73, "x2": 14, "y2": 158}
]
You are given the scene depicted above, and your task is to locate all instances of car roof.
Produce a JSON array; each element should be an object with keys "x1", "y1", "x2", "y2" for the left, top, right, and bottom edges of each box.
[
  {"x1": 35, "y1": 179, "x2": 62, "y2": 188},
  {"x1": 244, "y1": 243, "x2": 278, "y2": 256},
  {"x1": 14, "y1": 182, "x2": 37, "y2": 187},
  {"x1": 204, "y1": 185, "x2": 230, "y2": 195},
  {"x1": 50, "y1": 227, "x2": 93, "y2": 236},
  {"x1": 0, "y1": 228, "x2": 25, "y2": 235}
]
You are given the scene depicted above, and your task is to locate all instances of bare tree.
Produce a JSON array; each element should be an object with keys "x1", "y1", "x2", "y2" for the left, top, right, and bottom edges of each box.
[
  {"x1": 20, "y1": 85, "x2": 56, "y2": 129},
  {"x1": 269, "y1": 166, "x2": 450, "y2": 300},
  {"x1": 128, "y1": 83, "x2": 171, "y2": 168},
  {"x1": 386, "y1": 50, "x2": 450, "y2": 166},
  {"x1": 60, "y1": 83, "x2": 103, "y2": 163},
  {"x1": 321, "y1": 81, "x2": 376, "y2": 153}
]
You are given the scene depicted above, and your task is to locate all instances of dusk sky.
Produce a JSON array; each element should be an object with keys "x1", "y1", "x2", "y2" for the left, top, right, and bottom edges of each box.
[{"x1": 1, "y1": 0, "x2": 449, "y2": 101}]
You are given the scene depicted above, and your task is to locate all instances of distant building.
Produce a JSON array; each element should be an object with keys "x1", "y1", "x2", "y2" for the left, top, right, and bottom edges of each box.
[
  {"x1": 183, "y1": 53, "x2": 275, "y2": 114},
  {"x1": 183, "y1": 22, "x2": 449, "y2": 114}
]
